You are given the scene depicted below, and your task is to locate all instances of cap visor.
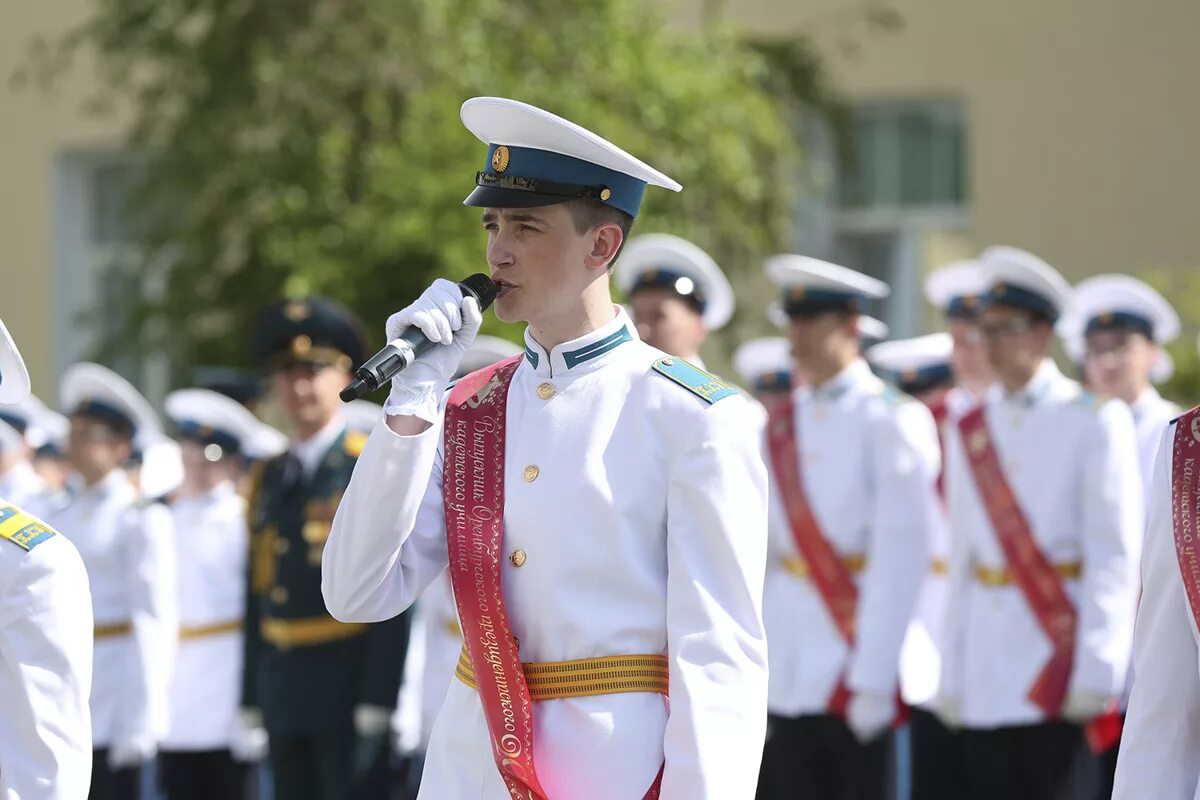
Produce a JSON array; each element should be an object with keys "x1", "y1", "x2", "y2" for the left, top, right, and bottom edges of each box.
[{"x1": 463, "y1": 185, "x2": 568, "y2": 209}]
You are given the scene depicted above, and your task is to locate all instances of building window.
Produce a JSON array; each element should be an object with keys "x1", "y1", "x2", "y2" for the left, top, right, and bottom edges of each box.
[{"x1": 839, "y1": 101, "x2": 966, "y2": 210}]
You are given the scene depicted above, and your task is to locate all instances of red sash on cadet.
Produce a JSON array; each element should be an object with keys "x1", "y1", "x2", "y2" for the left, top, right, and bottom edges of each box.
[
  {"x1": 443, "y1": 355, "x2": 663, "y2": 800},
  {"x1": 766, "y1": 397, "x2": 859, "y2": 715},
  {"x1": 959, "y1": 407, "x2": 1075, "y2": 716},
  {"x1": 1171, "y1": 405, "x2": 1200, "y2": 635},
  {"x1": 928, "y1": 396, "x2": 949, "y2": 499}
]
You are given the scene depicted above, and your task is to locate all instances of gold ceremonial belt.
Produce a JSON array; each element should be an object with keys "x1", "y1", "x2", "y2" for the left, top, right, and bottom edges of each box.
[
  {"x1": 180, "y1": 619, "x2": 243, "y2": 640},
  {"x1": 973, "y1": 561, "x2": 1083, "y2": 587},
  {"x1": 781, "y1": 553, "x2": 867, "y2": 580},
  {"x1": 94, "y1": 621, "x2": 133, "y2": 640},
  {"x1": 455, "y1": 648, "x2": 669, "y2": 701},
  {"x1": 261, "y1": 615, "x2": 367, "y2": 649}
]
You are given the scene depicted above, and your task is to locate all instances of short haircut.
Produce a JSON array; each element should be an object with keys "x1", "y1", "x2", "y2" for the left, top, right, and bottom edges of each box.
[{"x1": 561, "y1": 198, "x2": 635, "y2": 268}]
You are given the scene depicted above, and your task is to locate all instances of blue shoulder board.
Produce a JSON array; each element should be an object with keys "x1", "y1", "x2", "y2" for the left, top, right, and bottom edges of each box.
[
  {"x1": 651, "y1": 357, "x2": 738, "y2": 405},
  {"x1": 0, "y1": 504, "x2": 58, "y2": 552}
]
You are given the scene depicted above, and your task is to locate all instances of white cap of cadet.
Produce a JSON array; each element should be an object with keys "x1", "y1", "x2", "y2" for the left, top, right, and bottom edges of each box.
[{"x1": 615, "y1": 234, "x2": 735, "y2": 331}]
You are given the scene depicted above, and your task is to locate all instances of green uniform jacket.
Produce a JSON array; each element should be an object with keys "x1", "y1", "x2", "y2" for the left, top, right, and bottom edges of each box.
[{"x1": 242, "y1": 429, "x2": 411, "y2": 735}]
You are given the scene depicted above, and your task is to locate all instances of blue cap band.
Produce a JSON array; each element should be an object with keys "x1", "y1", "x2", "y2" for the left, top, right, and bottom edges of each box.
[
  {"x1": 753, "y1": 370, "x2": 793, "y2": 393},
  {"x1": 470, "y1": 144, "x2": 647, "y2": 217},
  {"x1": 630, "y1": 269, "x2": 707, "y2": 312},
  {"x1": 984, "y1": 283, "x2": 1058, "y2": 322},
  {"x1": 945, "y1": 294, "x2": 983, "y2": 320},
  {"x1": 1085, "y1": 310, "x2": 1153, "y2": 339},
  {"x1": 72, "y1": 400, "x2": 135, "y2": 435},
  {"x1": 782, "y1": 287, "x2": 866, "y2": 316},
  {"x1": 891, "y1": 362, "x2": 954, "y2": 395},
  {"x1": 177, "y1": 420, "x2": 241, "y2": 455},
  {"x1": 0, "y1": 412, "x2": 27, "y2": 435}
]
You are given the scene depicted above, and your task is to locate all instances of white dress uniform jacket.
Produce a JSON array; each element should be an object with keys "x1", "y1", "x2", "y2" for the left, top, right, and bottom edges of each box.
[
  {"x1": 50, "y1": 469, "x2": 177, "y2": 751},
  {"x1": 941, "y1": 359, "x2": 1143, "y2": 728},
  {"x1": 0, "y1": 462, "x2": 50, "y2": 517},
  {"x1": 1131, "y1": 387, "x2": 1179, "y2": 511},
  {"x1": 322, "y1": 311, "x2": 769, "y2": 800},
  {"x1": 0, "y1": 505, "x2": 93, "y2": 800},
  {"x1": 1112, "y1": 419, "x2": 1200, "y2": 800},
  {"x1": 899, "y1": 386, "x2": 986, "y2": 709},
  {"x1": 163, "y1": 481, "x2": 247, "y2": 750},
  {"x1": 393, "y1": 573, "x2": 462, "y2": 753},
  {"x1": 765, "y1": 358, "x2": 940, "y2": 715}
]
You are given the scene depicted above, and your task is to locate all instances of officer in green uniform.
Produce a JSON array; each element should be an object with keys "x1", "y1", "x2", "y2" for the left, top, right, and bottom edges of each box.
[{"x1": 240, "y1": 297, "x2": 410, "y2": 800}]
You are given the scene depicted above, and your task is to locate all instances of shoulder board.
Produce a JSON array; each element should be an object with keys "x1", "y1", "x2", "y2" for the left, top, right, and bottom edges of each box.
[
  {"x1": 0, "y1": 504, "x2": 58, "y2": 552},
  {"x1": 344, "y1": 431, "x2": 367, "y2": 458},
  {"x1": 651, "y1": 357, "x2": 738, "y2": 405}
]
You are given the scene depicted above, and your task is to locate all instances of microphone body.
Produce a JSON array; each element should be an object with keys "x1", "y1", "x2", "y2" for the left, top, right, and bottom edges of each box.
[{"x1": 340, "y1": 274, "x2": 497, "y2": 403}]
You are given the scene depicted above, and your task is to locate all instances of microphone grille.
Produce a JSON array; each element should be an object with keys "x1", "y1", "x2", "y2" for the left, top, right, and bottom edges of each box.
[{"x1": 459, "y1": 273, "x2": 499, "y2": 311}]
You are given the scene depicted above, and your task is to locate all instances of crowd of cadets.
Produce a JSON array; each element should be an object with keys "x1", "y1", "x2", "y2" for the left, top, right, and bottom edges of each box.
[{"x1": 0, "y1": 98, "x2": 1196, "y2": 800}]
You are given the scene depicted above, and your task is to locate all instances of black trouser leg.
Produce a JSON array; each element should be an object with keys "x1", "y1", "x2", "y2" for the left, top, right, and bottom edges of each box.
[
  {"x1": 757, "y1": 713, "x2": 892, "y2": 800},
  {"x1": 89, "y1": 749, "x2": 141, "y2": 800},
  {"x1": 909, "y1": 707, "x2": 972, "y2": 800},
  {"x1": 964, "y1": 721, "x2": 1098, "y2": 800}
]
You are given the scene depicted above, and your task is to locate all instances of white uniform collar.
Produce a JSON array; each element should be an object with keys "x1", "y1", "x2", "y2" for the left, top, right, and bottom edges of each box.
[
  {"x1": 70, "y1": 467, "x2": 134, "y2": 499},
  {"x1": 290, "y1": 413, "x2": 345, "y2": 478},
  {"x1": 806, "y1": 357, "x2": 873, "y2": 403},
  {"x1": 1001, "y1": 358, "x2": 1062, "y2": 407},
  {"x1": 522, "y1": 306, "x2": 638, "y2": 379},
  {"x1": 1130, "y1": 385, "x2": 1163, "y2": 421}
]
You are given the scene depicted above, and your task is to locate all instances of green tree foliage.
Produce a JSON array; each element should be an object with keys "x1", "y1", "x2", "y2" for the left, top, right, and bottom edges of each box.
[{"x1": 32, "y1": 0, "x2": 848, "y2": 380}]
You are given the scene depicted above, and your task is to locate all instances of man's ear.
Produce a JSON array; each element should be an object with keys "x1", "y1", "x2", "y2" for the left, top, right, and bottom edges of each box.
[{"x1": 585, "y1": 222, "x2": 625, "y2": 272}]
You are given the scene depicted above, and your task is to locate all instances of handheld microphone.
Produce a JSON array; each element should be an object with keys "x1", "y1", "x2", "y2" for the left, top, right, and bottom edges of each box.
[{"x1": 339, "y1": 273, "x2": 498, "y2": 403}]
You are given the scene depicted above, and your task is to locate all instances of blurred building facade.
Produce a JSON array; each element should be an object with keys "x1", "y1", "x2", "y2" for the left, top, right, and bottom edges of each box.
[{"x1": 3, "y1": 0, "x2": 1199, "y2": 398}]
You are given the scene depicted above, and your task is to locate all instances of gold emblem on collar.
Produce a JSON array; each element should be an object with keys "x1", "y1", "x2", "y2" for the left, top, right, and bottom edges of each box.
[{"x1": 491, "y1": 145, "x2": 510, "y2": 174}]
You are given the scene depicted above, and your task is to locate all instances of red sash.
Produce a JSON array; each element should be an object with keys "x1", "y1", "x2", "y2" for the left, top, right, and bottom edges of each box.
[
  {"x1": 958, "y1": 407, "x2": 1075, "y2": 716},
  {"x1": 1171, "y1": 405, "x2": 1200, "y2": 635},
  {"x1": 766, "y1": 397, "x2": 859, "y2": 714},
  {"x1": 928, "y1": 397, "x2": 949, "y2": 499},
  {"x1": 443, "y1": 355, "x2": 663, "y2": 800}
]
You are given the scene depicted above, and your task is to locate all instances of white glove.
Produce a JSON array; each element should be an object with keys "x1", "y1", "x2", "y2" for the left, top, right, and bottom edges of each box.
[
  {"x1": 229, "y1": 707, "x2": 269, "y2": 762},
  {"x1": 354, "y1": 703, "x2": 394, "y2": 738},
  {"x1": 383, "y1": 279, "x2": 483, "y2": 423},
  {"x1": 1061, "y1": 690, "x2": 1112, "y2": 723},
  {"x1": 846, "y1": 691, "x2": 894, "y2": 743},
  {"x1": 107, "y1": 735, "x2": 156, "y2": 769},
  {"x1": 936, "y1": 694, "x2": 963, "y2": 730}
]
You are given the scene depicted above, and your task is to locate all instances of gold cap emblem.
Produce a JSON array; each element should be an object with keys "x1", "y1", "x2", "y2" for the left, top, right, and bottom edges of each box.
[
  {"x1": 491, "y1": 145, "x2": 510, "y2": 174},
  {"x1": 599, "y1": 188, "x2": 612, "y2": 201},
  {"x1": 291, "y1": 335, "x2": 312, "y2": 356},
  {"x1": 284, "y1": 301, "x2": 310, "y2": 322}
]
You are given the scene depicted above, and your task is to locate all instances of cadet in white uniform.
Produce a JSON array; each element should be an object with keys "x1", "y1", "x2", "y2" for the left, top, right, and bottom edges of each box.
[
  {"x1": 323, "y1": 97, "x2": 769, "y2": 800},
  {"x1": 50, "y1": 363, "x2": 178, "y2": 800},
  {"x1": 1058, "y1": 274, "x2": 1181, "y2": 510},
  {"x1": 939, "y1": 247, "x2": 1143, "y2": 800},
  {"x1": 614, "y1": 233, "x2": 734, "y2": 371},
  {"x1": 1058, "y1": 273, "x2": 1181, "y2": 795},
  {"x1": 158, "y1": 388, "x2": 286, "y2": 800},
  {"x1": 0, "y1": 319, "x2": 94, "y2": 800},
  {"x1": 924, "y1": 259, "x2": 996, "y2": 421},
  {"x1": 757, "y1": 256, "x2": 940, "y2": 800},
  {"x1": 1112, "y1": 409, "x2": 1200, "y2": 800},
  {"x1": 866, "y1": 333, "x2": 970, "y2": 800}
]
